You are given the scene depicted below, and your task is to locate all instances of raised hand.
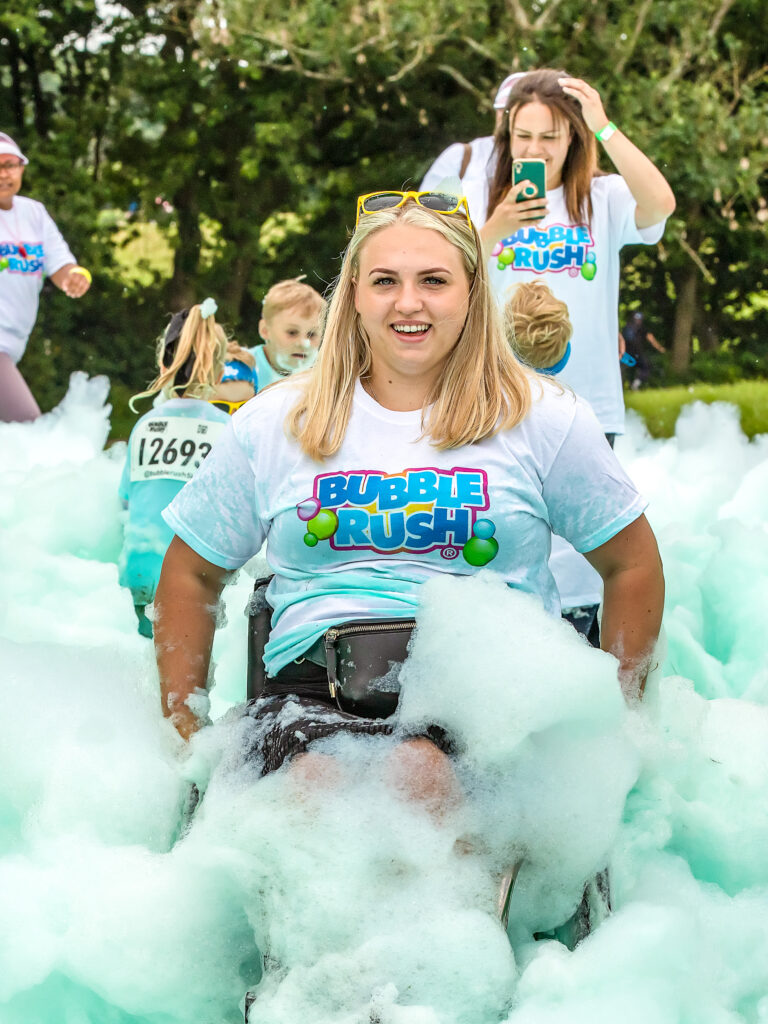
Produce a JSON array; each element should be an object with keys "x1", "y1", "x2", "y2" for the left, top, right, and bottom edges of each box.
[{"x1": 557, "y1": 77, "x2": 609, "y2": 134}]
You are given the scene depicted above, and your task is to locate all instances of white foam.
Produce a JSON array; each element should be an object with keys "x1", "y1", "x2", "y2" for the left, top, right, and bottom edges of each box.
[{"x1": 1, "y1": 376, "x2": 767, "y2": 1022}]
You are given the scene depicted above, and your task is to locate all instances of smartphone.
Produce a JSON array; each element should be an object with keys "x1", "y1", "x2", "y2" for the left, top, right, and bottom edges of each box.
[{"x1": 513, "y1": 158, "x2": 547, "y2": 202}]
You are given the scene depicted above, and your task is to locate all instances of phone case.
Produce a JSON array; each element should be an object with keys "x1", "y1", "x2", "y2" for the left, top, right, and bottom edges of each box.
[{"x1": 513, "y1": 159, "x2": 547, "y2": 202}]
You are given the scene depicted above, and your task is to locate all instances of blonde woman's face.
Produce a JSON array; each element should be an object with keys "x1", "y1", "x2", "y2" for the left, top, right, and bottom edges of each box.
[{"x1": 354, "y1": 222, "x2": 470, "y2": 389}]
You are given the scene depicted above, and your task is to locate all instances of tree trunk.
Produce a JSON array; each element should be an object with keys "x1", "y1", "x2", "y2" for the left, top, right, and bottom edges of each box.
[
  {"x1": 168, "y1": 182, "x2": 201, "y2": 310},
  {"x1": 8, "y1": 38, "x2": 24, "y2": 131},
  {"x1": 24, "y1": 48, "x2": 49, "y2": 137},
  {"x1": 221, "y1": 254, "x2": 253, "y2": 324},
  {"x1": 695, "y1": 300, "x2": 719, "y2": 352},
  {"x1": 672, "y1": 266, "x2": 697, "y2": 373}
]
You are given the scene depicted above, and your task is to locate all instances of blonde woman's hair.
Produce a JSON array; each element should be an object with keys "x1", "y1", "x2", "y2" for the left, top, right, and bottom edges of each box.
[
  {"x1": 505, "y1": 281, "x2": 572, "y2": 369},
  {"x1": 262, "y1": 277, "x2": 327, "y2": 323},
  {"x1": 286, "y1": 201, "x2": 534, "y2": 460},
  {"x1": 130, "y1": 304, "x2": 229, "y2": 410}
]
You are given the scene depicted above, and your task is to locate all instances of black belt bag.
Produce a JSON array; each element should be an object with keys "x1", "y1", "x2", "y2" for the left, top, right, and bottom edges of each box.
[
  {"x1": 246, "y1": 579, "x2": 415, "y2": 719},
  {"x1": 323, "y1": 619, "x2": 416, "y2": 719}
]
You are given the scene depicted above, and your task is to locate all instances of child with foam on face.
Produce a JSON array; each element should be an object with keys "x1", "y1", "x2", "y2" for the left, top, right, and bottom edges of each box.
[
  {"x1": 249, "y1": 277, "x2": 326, "y2": 391},
  {"x1": 505, "y1": 280, "x2": 605, "y2": 646}
]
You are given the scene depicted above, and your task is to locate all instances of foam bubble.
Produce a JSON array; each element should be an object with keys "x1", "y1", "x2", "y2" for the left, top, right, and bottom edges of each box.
[{"x1": 1, "y1": 378, "x2": 767, "y2": 1022}]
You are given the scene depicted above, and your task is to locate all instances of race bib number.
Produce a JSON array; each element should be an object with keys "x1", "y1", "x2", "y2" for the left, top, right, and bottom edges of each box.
[{"x1": 130, "y1": 416, "x2": 225, "y2": 483}]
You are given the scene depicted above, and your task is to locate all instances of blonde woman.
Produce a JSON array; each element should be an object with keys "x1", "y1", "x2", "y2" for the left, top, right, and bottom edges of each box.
[
  {"x1": 118, "y1": 299, "x2": 231, "y2": 637},
  {"x1": 154, "y1": 192, "x2": 663, "y2": 792}
]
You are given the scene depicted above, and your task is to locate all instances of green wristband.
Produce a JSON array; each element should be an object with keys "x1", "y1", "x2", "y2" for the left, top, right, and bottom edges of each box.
[{"x1": 596, "y1": 121, "x2": 617, "y2": 143}]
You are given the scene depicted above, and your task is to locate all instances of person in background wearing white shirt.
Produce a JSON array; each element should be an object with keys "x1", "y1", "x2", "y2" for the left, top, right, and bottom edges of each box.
[
  {"x1": 0, "y1": 132, "x2": 92, "y2": 422},
  {"x1": 505, "y1": 280, "x2": 607, "y2": 646},
  {"x1": 482, "y1": 68, "x2": 675, "y2": 436},
  {"x1": 419, "y1": 72, "x2": 525, "y2": 227},
  {"x1": 482, "y1": 69, "x2": 674, "y2": 633}
]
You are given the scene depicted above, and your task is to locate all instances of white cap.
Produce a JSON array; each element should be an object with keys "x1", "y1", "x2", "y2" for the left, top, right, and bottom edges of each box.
[
  {"x1": 493, "y1": 72, "x2": 528, "y2": 110},
  {"x1": 0, "y1": 132, "x2": 28, "y2": 165}
]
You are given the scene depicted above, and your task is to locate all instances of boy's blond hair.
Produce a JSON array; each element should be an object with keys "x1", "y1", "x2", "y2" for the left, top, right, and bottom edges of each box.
[
  {"x1": 261, "y1": 277, "x2": 326, "y2": 323},
  {"x1": 505, "y1": 281, "x2": 572, "y2": 370}
]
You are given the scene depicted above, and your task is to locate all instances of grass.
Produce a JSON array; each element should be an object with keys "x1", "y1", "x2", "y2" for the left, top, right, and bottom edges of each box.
[{"x1": 624, "y1": 380, "x2": 768, "y2": 439}]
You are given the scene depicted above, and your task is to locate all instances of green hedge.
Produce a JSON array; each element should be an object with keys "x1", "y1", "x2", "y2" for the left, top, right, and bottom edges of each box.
[{"x1": 624, "y1": 380, "x2": 768, "y2": 439}]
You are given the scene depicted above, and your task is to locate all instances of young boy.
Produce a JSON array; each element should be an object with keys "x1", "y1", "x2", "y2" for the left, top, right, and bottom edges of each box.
[
  {"x1": 250, "y1": 278, "x2": 326, "y2": 391},
  {"x1": 505, "y1": 280, "x2": 604, "y2": 650},
  {"x1": 504, "y1": 280, "x2": 572, "y2": 375}
]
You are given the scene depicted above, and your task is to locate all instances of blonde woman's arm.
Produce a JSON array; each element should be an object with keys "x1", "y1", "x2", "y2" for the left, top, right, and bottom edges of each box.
[
  {"x1": 585, "y1": 514, "x2": 665, "y2": 701},
  {"x1": 154, "y1": 537, "x2": 230, "y2": 740}
]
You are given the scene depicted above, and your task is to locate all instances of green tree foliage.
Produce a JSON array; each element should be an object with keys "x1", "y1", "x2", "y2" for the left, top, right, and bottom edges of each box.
[{"x1": 0, "y1": 0, "x2": 766, "y2": 416}]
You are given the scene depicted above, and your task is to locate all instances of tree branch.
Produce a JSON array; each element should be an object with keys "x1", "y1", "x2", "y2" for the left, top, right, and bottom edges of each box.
[
  {"x1": 708, "y1": 0, "x2": 736, "y2": 39},
  {"x1": 615, "y1": 0, "x2": 654, "y2": 77},
  {"x1": 534, "y1": 0, "x2": 568, "y2": 31},
  {"x1": 728, "y1": 62, "x2": 768, "y2": 114},
  {"x1": 463, "y1": 36, "x2": 501, "y2": 63},
  {"x1": 436, "y1": 62, "x2": 489, "y2": 105},
  {"x1": 386, "y1": 40, "x2": 427, "y2": 83},
  {"x1": 506, "y1": 0, "x2": 531, "y2": 31},
  {"x1": 662, "y1": 0, "x2": 738, "y2": 87},
  {"x1": 678, "y1": 233, "x2": 716, "y2": 284}
]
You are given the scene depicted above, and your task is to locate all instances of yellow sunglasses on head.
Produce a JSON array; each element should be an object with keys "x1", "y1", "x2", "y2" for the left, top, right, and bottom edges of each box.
[
  {"x1": 355, "y1": 190, "x2": 472, "y2": 228},
  {"x1": 208, "y1": 398, "x2": 250, "y2": 415}
]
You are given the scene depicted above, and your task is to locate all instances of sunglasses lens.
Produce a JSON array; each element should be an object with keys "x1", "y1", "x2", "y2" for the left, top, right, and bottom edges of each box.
[
  {"x1": 362, "y1": 192, "x2": 406, "y2": 214},
  {"x1": 418, "y1": 193, "x2": 459, "y2": 213},
  {"x1": 211, "y1": 401, "x2": 230, "y2": 413}
]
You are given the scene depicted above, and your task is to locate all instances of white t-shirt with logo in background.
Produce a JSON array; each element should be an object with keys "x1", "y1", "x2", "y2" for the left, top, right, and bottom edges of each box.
[
  {"x1": 163, "y1": 378, "x2": 646, "y2": 676},
  {"x1": 488, "y1": 174, "x2": 666, "y2": 436},
  {"x1": 489, "y1": 174, "x2": 666, "y2": 612},
  {"x1": 0, "y1": 195, "x2": 76, "y2": 363}
]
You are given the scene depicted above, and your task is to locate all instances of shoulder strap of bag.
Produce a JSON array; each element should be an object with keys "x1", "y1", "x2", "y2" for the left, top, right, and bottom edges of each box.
[
  {"x1": 459, "y1": 142, "x2": 472, "y2": 180},
  {"x1": 246, "y1": 575, "x2": 275, "y2": 701}
]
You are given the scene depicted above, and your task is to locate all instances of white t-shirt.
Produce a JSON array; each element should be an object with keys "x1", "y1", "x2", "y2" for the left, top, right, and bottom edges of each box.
[
  {"x1": 0, "y1": 196, "x2": 76, "y2": 363},
  {"x1": 549, "y1": 534, "x2": 603, "y2": 609},
  {"x1": 488, "y1": 174, "x2": 666, "y2": 435},
  {"x1": 117, "y1": 398, "x2": 229, "y2": 603},
  {"x1": 490, "y1": 175, "x2": 665, "y2": 609},
  {"x1": 163, "y1": 378, "x2": 646, "y2": 675},
  {"x1": 420, "y1": 136, "x2": 496, "y2": 228}
]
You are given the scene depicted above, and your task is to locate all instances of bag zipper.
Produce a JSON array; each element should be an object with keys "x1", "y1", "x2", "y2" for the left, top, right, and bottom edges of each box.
[
  {"x1": 323, "y1": 620, "x2": 415, "y2": 698},
  {"x1": 324, "y1": 620, "x2": 414, "y2": 644}
]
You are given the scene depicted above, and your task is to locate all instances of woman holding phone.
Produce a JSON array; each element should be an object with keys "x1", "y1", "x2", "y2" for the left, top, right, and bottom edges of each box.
[{"x1": 481, "y1": 69, "x2": 674, "y2": 640}]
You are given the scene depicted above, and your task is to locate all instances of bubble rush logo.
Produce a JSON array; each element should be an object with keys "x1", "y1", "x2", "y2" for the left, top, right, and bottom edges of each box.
[
  {"x1": 296, "y1": 467, "x2": 499, "y2": 567},
  {"x1": 0, "y1": 242, "x2": 44, "y2": 275},
  {"x1": 492, "y1": 223, "x2": 597, "y2": 280}
]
